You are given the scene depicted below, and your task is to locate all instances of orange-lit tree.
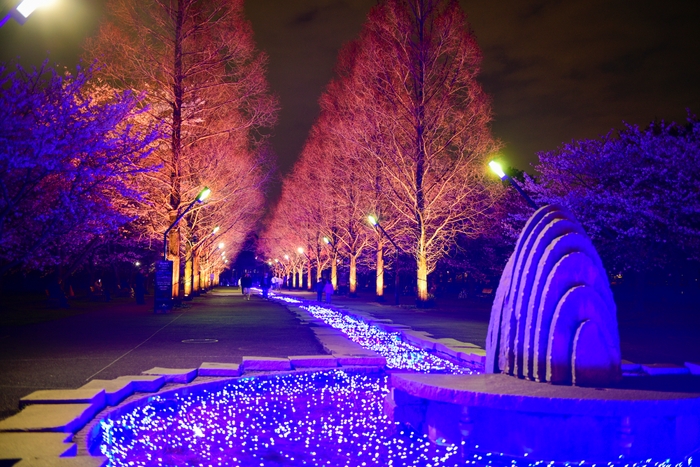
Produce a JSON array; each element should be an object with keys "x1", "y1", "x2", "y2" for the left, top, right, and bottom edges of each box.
[
  {"x1": 323, "y1": 0, "x2": 499, "y2": 303},
  {"x1": 86, "y1": 0, "x2": 277, "y2": 297}
]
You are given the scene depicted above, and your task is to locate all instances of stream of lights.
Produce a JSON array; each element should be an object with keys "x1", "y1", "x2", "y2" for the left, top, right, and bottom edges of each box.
[
  {"x1": 97, "y1": 293, "x2": 692, "y2": 466},
  {"x1": 270, "y1": 293, "x2": 473, "y2": 373},
  {"x1": 100, "y1": 371, "x2": 467, "y2": 467},
  {"x1": 301, "y1": 303, "x2": 473, "y2": 374}
]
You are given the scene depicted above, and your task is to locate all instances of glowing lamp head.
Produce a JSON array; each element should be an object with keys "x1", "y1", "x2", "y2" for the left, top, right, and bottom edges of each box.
[
  {"x1": 367, "y1": 215, "x2": 378, "y2": 226},
  {"x1": 284, "y1": 255, "x2": 289, "y2": 260},
  {"x1": 323, "y1": 237, "x2": 330, "y2": 244},
  {"x1": 297, "y1": 247, "x2": 304, "y2": 254},
  {"x1": 135, "y1": 261, "x2": 141, "y2": 267},
  {"x1": 197, "y1": 187, "x2": 212, "y2": 202},
  {"x1": 212, "y1": 226, "x2": 220, "y2": 234},
  {"x1": 16, "y1": 0, "x2": 56, "y2": 18},
  {"x1": 488, "y1": 161, "x2": 507, "y2": 180},
  {"x1": 218, "y1": 242, "x2": 224, "y2": 249}
]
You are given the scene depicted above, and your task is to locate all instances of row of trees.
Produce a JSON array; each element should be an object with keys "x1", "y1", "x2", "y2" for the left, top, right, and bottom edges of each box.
[
  {"x1": 1, "y1": 0, "x2": 277, "y2": 295},
  {"x1": 262, "y1": 0, "x2": 503, "y2": 303}
]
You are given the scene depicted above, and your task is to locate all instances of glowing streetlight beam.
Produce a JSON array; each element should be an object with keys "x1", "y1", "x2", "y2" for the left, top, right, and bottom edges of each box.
[
  {"x1": 297, "y1": 247, "x2": 304, "y2": 254},
  {"x1": 16, "y1": 0, "x2": 56, "y2": 18},
  {"x1": 488, "y1": 160, "x2": 507, "y2": 180},
  {"x1": 218, "y1": 242, "x2": 224, "y2": 250},
  {"x1": 367, "y1": 215, "x2": 378, "y2": 226},
  {"x1": 197, "y1": 187, "x2": 211, "y2": 202},
  {"x1": 488, "y1": 160, "x2": 537, "y2": 209}
]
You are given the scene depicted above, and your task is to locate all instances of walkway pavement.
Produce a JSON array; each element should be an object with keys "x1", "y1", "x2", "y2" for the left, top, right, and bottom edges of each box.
[
  {"x1": 1, "y1": 286, "x2": 698, "y2": 424},
  {"x1": 0, "y1": 288, "x2": 323, "y2": 421}
]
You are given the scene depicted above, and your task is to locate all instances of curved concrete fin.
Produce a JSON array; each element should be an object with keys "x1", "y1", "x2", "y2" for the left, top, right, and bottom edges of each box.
[
  {"x1": 546, "y1": 285, "x2": 618, "y2": 384},
  {"x1": 486, "y1": 253, "x2": 515, "y2": 373},
  {"x1": 502, "y1": 207, "x2": 570, "y2": 375},
  {"x1": 513, "y1": 218, "x2": 582, "y2": 378},
  {"x1": 572, "y1": 319, "x2": 622, "y2": 386},
  {"x1": 533, "y1": 252, "x2": 611, "y2": 381},
  {"x1": 523, "y1": 232, "x2": 591, "y2": 380}
]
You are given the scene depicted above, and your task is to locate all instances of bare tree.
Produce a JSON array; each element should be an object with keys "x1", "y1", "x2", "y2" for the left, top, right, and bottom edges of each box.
[
  {"x1": 332, "y1": 0, "x2": 499, "y2": 302},
  {"x1": 86, "y1": 0, "x2": 277, "y2": 296}
]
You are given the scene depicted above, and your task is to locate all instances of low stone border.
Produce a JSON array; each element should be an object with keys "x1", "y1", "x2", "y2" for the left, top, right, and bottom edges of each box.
[
  {"x1": 0, "y1": 354, "x2": 387, "y2": 465},
  {"x1": 285, "y1": 300, "x2": 486, "y2": 370}
]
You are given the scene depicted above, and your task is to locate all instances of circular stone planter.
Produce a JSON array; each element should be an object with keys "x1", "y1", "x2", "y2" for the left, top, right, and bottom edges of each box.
[{"x1": 388, "y1": 372, "x2": 700, "y2": 462}]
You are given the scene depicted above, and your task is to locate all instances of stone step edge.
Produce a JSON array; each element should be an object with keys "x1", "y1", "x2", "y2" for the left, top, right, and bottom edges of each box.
[
  {"x1": 281, "y1": 295, "x2": 486, "y2": 371},
  {"x1": 5, "y1": 352, "x2": 388, "y2": 466},
  {"x1": 75, "y1": 365, "x2": 387, "y2": 458}
]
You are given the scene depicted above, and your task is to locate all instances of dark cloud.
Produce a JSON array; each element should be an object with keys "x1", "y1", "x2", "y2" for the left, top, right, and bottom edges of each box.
[{"x1": 465, "y1": 0, "x2": 700, "y2": 167}]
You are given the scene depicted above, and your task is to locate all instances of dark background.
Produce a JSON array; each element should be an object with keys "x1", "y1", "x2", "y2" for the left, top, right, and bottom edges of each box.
[{"x1": 2, "y1": 0, "x2": 699, "y2": 178}]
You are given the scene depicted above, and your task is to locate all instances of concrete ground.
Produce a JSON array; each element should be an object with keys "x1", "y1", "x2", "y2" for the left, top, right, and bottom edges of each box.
[
  {"x1": 1, "y1": 285, "x2": 698, "y2": 423},
  {"x1": 0, "y1": 288, "x2": 323, "y2": 421}
]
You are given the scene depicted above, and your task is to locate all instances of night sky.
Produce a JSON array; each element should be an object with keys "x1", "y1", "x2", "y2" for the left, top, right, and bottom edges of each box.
[{"x1": 1, "y1": 0, "x2": 699, "y2": 175}]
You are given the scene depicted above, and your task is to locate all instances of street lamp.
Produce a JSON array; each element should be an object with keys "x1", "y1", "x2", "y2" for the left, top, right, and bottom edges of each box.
[
  {"x1": 1, "y1": 0, "x2": 57, "y2": 28},
  {"x1": 489, "y1": 160, "x2": 538, "y2": 209},
  {"x1": 321, "y1": 236, "x2": 338, "y2": 289},
  {"x1": 368, "y1": 215, "x2": 402, "y2": 306},
  {"x1": 163, "y1": 187, "x2": 211, "y2": 260},
  {"x1": 156, "y1": 187, "x2": 211, "y2": 312}
]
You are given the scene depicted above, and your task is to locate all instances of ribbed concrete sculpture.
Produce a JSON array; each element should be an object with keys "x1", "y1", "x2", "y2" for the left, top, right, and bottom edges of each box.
[{"x1": 486, "y1": 205, "x2": 621, "y2": 386}]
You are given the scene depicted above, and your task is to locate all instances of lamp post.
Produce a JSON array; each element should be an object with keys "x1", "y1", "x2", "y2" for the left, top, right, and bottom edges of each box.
[
  {"x1": 155, "y1": 187, "x2": 211, "y2": 313},
  {"x1": 1, "y1": 0, "x2": 56, "y2": 28},
  {"x1": 489, "y1": 161, "x2": 538, "y2": 209},
  {"x1": 368, "y1": 215, "x2": 402, "y2": 306}
]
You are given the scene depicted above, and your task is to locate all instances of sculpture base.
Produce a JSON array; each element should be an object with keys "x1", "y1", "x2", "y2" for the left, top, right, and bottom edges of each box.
[{"x1": 388, "y1": 373, "x2": 700, "y2": 461}]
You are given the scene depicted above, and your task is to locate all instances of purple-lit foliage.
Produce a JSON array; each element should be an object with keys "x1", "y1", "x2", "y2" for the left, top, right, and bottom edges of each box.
[
  {"x1": 0, "y1": 62, "x2": 160, "y2": 275},
  {"x1": 521, "y1": 115, "x2": 700, "y2": 272}
]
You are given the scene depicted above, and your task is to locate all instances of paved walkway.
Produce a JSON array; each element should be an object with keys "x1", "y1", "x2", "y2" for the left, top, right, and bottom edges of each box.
[
  {"x1": 1, "y1": 286, "x2": 697, "y2": 423},
  {"x1": 0, "y1": 288, "x2": 322, "y2": 421}
]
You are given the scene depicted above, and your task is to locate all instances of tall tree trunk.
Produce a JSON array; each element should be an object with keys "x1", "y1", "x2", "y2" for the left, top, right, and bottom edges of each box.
[
  {"x1": 184, "y1": 243, "x2": 193, "y2": 297},
  {"x1": 169, "y1": 0, "x2": 184, "y2": 299},
  {"x1": 307, "y1": 263, "x2": 312, "y2": 290},
  {"x1": 331, "y1": 252, "x2": 337, "y2": 290},
  {"x1": 413, "y1": 1, "x2": 428, "y2": 303},
  {"x1": 349, "y1": 255, "x2": 357, "y2": 295},
  {"x1": 193, "y1": 249, "x2": 200, "y2": 293},
  {"x1": 417, "y1": 249, "x2": 429, "y2": 301},
  {"x1": 376, "y1": 244, "x2": 384, "y2": 297},
  {"x1": 297, "y1": 267, "x2": 302, "y2": 289}
]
